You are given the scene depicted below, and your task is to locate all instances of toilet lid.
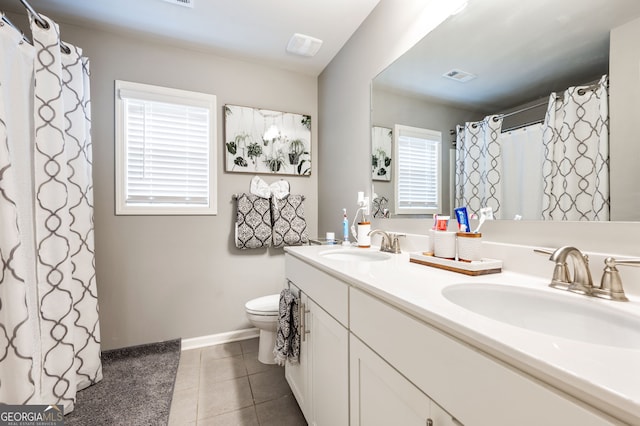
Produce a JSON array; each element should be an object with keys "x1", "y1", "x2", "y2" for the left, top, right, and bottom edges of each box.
[{"x1": 245, "y1": 294, "x2": 280, "y2": 314}]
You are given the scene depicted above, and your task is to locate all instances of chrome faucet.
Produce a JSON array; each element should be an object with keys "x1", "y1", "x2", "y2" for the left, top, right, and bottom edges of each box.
[
  {"x1": 536, "y1": 247, "x2": 633, "y2": 302},
  {"x1": 368, "y1": 229, "x2": 405, "y2": 254},
  {"x1": 549, "y1": 246, "x2": 594, "y2": 295}
]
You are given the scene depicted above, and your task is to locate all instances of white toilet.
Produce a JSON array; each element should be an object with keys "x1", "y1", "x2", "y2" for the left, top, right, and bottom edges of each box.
[{"x1": 245, "y1": 294, "x2": 280, "y2": 364}]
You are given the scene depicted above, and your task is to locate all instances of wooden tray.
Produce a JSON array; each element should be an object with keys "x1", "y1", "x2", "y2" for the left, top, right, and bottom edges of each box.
[{"x1": 409, "y1": 252, "x2": 502, "y2": 276}]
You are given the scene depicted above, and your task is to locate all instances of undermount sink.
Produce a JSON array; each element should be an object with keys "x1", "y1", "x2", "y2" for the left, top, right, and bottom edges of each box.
[
  {"x1": 319, "y1": 248, "x2": 391, "y2": 262},
  {"x1": 442, "y1": 283, "x2": 640, "y2": 349}
]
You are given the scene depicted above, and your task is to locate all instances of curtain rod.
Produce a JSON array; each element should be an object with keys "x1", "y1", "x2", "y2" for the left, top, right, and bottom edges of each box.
[
  {"x1": 2, "y1": 13, "x2": 31, "y2": 44},
  {"x1": 11, "y1": 0, "x2": 71, "y2": 54},
  {"x1": 500, "y1": 101, "x2": 547, "y2": 119},
  {"x1": 501, "y1": 119, "x2": 544, "y2": 134},
  {"x1": 450, "y1": 80, "x2": 607, "y2": 135},
  {"x1": 18, "y1": 0, "x2": 48, "y2": 29},
  {"x1": 500, "y1": 80, "x2": 606, "y2": 119}
]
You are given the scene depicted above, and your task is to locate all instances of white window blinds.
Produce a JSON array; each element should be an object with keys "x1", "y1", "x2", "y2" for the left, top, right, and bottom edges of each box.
[
  {"x1": 394, "y1": 125, "x2": 441, "y2": 215},
  {"x1": 115, "y1": 81, "x2": 217, "y2": 215}
]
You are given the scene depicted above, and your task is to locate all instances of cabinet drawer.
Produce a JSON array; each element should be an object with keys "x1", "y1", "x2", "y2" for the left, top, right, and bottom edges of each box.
[
  {"x1": 285, "y1": 254, "x2": 348, "y2": 327},
  {"x1": 350, "y1": 288, "x2": 618, "y2": 426}
]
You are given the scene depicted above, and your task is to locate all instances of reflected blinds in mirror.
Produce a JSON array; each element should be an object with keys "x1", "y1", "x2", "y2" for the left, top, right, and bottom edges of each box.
[{"x1": 394, "y1": 125, "x2": 441, "y2": 215}]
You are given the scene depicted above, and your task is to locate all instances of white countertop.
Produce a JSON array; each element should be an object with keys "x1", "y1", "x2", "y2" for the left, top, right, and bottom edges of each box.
[{"x1": 284, "y1": 244, "x2": 640, "y2": 424}]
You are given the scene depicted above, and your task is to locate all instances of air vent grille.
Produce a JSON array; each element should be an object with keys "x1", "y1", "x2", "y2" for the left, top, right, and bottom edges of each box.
[
  {"x1": 163, "y1": 0, "x2": 194, "y2": 8},
  {"x1": 286, "y1": 33, "x2": 323, "y2": 57},
  {"x1": 442, "y1": 69, "x2": 476, "y2": 83}
]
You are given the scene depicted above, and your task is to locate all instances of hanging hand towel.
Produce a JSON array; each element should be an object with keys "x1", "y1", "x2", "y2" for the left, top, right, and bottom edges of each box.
[
  {"x1": 235, "y1": 194, "x2": 272, "y2": 249},
  {"x1": 273, "y1": 288, "x2": 300, "y2": 366},
  {"x1": 271, "y1": 194, "x2": 309, "y2": 248}
]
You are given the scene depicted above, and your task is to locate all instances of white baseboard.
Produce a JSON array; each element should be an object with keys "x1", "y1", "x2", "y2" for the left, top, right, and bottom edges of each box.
[{"x1": 181, "y1": 328, "x2": 260, "y2": 351}]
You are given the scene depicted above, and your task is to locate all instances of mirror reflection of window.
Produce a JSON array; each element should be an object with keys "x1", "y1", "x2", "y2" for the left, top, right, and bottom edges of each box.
[{"x1": 394, "y1": 125, "x2": 441, "y2": 215}]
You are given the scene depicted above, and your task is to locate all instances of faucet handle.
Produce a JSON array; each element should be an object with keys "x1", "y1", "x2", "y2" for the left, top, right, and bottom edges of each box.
[
  {"x1": 388, "y1": 233, "x2": 406, "y2": 254},
  {"x1": 533, "y1": 248, "x2": 554, "y2": 256},
  {"x1": 595, "y1": 257, "x2": 638, "y2": 302},
  {"x1": 368, "y1": 229, "x2": 392, "y2": 252}
]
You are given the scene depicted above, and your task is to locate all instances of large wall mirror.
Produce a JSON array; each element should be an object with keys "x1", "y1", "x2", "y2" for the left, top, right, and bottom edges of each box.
[{"x1": 371, "y1": 0, "x2": 640, "y2": 221}]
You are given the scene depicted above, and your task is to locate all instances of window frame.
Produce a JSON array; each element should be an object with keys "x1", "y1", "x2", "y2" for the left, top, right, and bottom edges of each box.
[
  {"x1": 115, "y1": 80, "x2": 217, "y2": 216},
  {"x1": 392, "y1": 124, "x2": 442, "y2": 215}
]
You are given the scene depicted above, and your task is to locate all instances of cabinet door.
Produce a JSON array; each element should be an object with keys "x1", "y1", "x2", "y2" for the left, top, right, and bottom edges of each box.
[
  {"x1": 308, "y1": 298, "x2": 349, "y2": 426},
  {"x1": 285, "y1": 286, "x2": 310, "y2": 422},
  {"x1": 350, "y1": 334, "x2": 458, "y2": 426}
]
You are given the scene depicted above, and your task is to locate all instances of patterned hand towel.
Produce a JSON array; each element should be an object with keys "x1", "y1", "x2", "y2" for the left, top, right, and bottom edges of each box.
[
  {"x1": 273, "y1": 288, "x2": 300, "y2": 366},
  {"x1": 271, "y1": 194, "x2": 309, "y2": 248},
  {"x1": 235, "y1": 194, "x2": 272, "y2": 249}
]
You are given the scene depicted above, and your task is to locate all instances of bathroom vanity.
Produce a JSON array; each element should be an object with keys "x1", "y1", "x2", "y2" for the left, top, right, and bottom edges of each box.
[{"x1": 283, "y1": 243, "x2": 640, "y2": 425}]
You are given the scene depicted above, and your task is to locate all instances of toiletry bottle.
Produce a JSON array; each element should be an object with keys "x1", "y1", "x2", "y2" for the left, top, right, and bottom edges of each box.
[
  {"x1": 357, "y1": 221, "x2": 371, "y2": 247},
  {"x1": 342, "y1": 208, "x2": 350, "y2": 246},
  {"x1": 357, "y1": 204, "x2": 371, "y2": 247}
]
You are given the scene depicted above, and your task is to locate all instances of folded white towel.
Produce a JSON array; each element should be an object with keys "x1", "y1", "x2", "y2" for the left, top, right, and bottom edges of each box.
[{"x1": 250, "y1": 175, "x2": 290, "y2": 200}]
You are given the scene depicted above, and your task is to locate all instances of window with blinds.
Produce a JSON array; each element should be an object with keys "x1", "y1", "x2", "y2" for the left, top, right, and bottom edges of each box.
[
  {"x1": 393, "y1": 125, "x2": 441, "y2": 215},
  {"x1": 115, "y1": 81, "x2": 217, "y2": 215}
]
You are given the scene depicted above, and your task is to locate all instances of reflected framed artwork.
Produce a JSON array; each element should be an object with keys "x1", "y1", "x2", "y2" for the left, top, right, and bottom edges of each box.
[{"x1": 372, "y1": 126, "x2": 392, "y2": 181}]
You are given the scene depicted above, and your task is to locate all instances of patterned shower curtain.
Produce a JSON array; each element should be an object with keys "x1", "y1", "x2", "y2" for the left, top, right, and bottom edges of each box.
[
  {"x1": 455, "y1": 115, "x2": 504, "y2": 218},
  {"x1": 541, "y1": 75, "x2": 609, "y2": 221},
  {"x1": 0, "y1": 14, "x2": 101, "y2": 414}
]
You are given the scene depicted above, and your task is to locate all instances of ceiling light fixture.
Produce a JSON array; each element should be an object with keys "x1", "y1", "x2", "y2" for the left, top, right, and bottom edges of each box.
[{"x1": 286, "y1": 33, "x2": 323, "y2": 57}]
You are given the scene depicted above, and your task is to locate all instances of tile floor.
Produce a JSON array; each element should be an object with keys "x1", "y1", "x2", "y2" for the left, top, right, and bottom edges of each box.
[{"x1": 168, "y1": 338, "x2": 307, "y2": 425}]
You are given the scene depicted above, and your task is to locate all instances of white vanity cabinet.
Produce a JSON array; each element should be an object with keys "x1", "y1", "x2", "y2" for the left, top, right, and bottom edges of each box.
[
  {"x1": 285, "y1": 255, "x2": 349, "y2": 426},
  {"x1": 284, "y1": 248, "x2": 620, "y2": 426},
  {"x1": 350, "y1": 334, "x2": 459, "y2": 426},
  {"x1": 350, "y1": 287, "x2": 617, "y2": 426}
]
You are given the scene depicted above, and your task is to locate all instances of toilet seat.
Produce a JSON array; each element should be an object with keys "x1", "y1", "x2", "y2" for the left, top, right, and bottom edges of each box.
[{"x1": 245, "y1": 294, "x2": 279, "y2": 316}]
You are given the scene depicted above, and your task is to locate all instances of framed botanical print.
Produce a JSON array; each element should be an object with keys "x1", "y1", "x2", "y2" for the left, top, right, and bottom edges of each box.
[{"x1": 224, "y1": 104, "x2": 311, "y2": 176}]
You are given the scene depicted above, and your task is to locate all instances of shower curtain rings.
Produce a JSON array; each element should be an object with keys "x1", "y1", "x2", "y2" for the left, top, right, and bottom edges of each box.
[{"x1": 18, "y1": 0, "x2": 49, "y2": 29}]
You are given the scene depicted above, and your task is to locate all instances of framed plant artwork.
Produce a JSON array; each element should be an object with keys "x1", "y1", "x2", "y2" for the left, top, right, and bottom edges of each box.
[
  {"x1": 224, "y1": 104, "x2": 311, "y2": 176},
  {"x1": 372, "y1": 126, "x2": 392, "y2": 181}
]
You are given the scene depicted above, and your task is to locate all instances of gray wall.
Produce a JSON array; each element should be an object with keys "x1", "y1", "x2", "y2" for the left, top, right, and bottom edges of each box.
[
  {"x1": 7, "y1": 14, "x2": 318, "y2": 350},
  {"x1": 318, "y1": 0, "x2": 443, "y2": 237},
  {"x1": 610, "y1": 15, "x2": 640, "y2": 221},
  {"x1": 319, "y1": 1, "x2": 640, "y2": 256}
]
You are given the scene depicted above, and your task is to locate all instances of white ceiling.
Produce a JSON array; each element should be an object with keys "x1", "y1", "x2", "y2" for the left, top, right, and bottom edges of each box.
[
  {"x1": 0, "y1": 0, "x2": 381, "y2": 76},
  {"x1": 374, "y1": 0, "x2": 640, "y2": 112}
]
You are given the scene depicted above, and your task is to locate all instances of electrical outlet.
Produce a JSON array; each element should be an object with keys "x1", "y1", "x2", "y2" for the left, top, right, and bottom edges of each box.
[{"x1": 362, "y1": 196, "x2": 370, "y2": 216}]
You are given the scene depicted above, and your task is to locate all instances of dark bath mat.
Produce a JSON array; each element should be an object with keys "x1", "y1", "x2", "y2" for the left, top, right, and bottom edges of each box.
[{"x1": 65, "y1": 339, "x2": 181, "y2": 426}]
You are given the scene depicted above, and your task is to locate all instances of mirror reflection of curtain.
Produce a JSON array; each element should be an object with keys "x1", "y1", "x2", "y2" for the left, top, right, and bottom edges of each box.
[
  {"x1": 500, "y1": 124, "x2": 544, "y2": 220},
  {"x1": 541, "y1": 75, "x2": 609, "y2": 221},
  {"x1": 455, "y1": 115, "x2": 504, "y2": 218}
]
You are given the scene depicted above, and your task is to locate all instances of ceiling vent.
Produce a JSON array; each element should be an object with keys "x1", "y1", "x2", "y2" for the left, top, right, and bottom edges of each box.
[
  {"x1": 442, "y1": 69, "x2": 476, "y2": 83},
  {"x1": 163, "y1": 0, "x2": 194, "y2": 8},
  {"x1": 286, "y1": 33, "x2": 323, "y2": 57}
]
